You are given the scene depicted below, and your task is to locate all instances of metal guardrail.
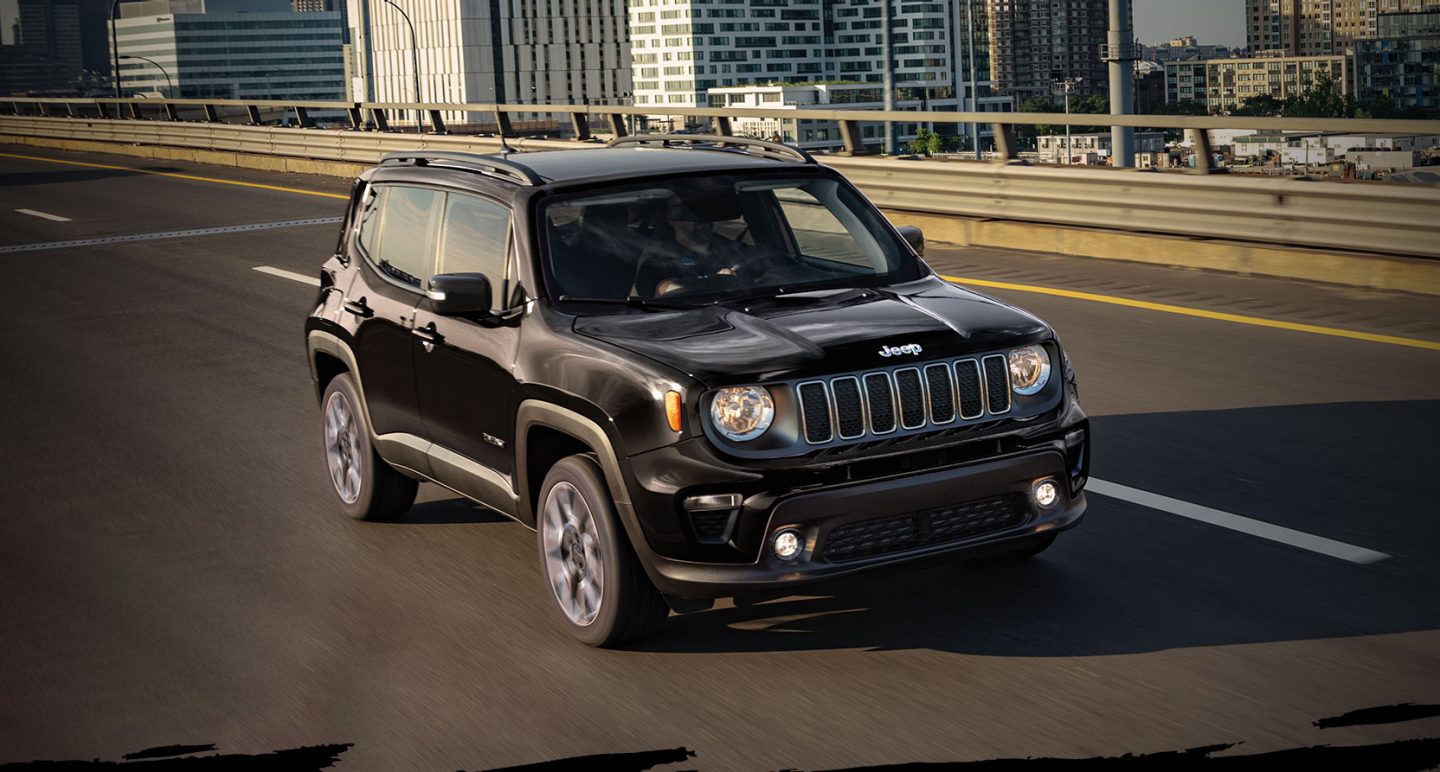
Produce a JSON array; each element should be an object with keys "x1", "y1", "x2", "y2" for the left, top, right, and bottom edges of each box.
[{"x1": 2, "y1": 97, "x2": 1439, "y2": 259}]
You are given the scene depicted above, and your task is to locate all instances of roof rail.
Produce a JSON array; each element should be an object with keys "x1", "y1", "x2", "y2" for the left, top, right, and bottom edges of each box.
[
  {"x1": 379, "y1": 150, "x2": 543, "y2": 186},
  {"x1": 606, "y1": 134, "x2": 817, "y2": 165}
]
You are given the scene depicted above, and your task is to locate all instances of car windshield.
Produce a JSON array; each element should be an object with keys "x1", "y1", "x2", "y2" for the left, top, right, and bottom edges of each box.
[{"x1": 540, "y1": 174, "x2": 921, "y2": 306}]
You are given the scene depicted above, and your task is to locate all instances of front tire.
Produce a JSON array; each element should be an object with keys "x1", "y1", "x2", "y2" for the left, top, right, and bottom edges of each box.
[
  {"x1": 320, "y1": 373, "x2": 417, "y2": 521},
  {"x1": 537, "y1": 454, "x2": 668, "y2": 647}
]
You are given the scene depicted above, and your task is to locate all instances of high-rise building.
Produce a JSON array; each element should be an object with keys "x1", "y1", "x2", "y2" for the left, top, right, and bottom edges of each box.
[
  {"x1": 629, "y1": 0, "x2": 1000, "y2": 120},
  {"x1": 0, "y1": 0, "x2": 111, "y2": 95},
  {"x1": 985, "y1": 0, "x2": 1128, "y2": 99},
  {"x1": 348, "y1": 0, "x2": 631, "y2": 128},
  {"x1": 113, "y1": 0, "x2": 344, "y2": 100},
  {"x1": 1354, "y1": 10, "x2": 1440, "y2": 112},
  {"x1": 1246, "y1": 0, "x2": 1440, "y2": 56}
]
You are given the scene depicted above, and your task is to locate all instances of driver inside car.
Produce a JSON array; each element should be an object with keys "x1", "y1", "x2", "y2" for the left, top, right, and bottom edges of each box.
[{"x1": 636, "y1": 198, "x2": 746, "y2": 298}]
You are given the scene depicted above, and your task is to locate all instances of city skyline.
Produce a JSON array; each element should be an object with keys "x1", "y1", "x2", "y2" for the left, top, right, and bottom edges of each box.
[{"x1": 2, "y1": 0, "x2": 1248, "y2": 49}]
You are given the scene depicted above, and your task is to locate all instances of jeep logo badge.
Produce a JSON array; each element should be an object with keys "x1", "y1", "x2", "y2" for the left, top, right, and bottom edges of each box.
[{"x1": 878, "y1": 343, "x2": 923, "y2": 358}]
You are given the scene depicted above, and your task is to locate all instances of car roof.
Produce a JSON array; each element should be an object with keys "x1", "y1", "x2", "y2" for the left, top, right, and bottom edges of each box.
[{"x1": 513, "y1": 147, "x2": 799, "y2": 184}]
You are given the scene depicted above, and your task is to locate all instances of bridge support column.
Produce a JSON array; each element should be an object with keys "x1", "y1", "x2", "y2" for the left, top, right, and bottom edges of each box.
[
  {"x1": 569, "y1": 112, "x2": 591, "y2": 141},
  {"x1": 1188, "y1": 129, "x2": 1226, "y2": 174},
  {"x1": 837, "y1": 120, "x2": 866, "y2": 155},
  {"x1": 607, "y1": 113, "x2": 628, "y2": 138},
  {"x1": 991, "y1": 122, "x2": 1021, "y2": 163}
]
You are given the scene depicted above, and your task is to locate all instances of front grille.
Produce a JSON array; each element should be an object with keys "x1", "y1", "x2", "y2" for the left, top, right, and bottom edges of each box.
[
  {"x1": 822, "y1": 493, "x2": 1029, "y2": 562},
  {"x1": 796, "y1": 356, "x2": 1010, "y2": 445}
]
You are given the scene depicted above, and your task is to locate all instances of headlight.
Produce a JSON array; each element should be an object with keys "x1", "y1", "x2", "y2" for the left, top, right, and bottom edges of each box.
[
  {"x1": 710, "y1": 386, "x2": 774, "y2": 441},
  {"x1": 1008, "y1": 345, "x2": 1051, "y2": 395}
]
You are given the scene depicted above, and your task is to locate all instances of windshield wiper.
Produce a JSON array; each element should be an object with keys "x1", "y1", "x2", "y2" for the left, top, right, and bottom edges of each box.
[{"x1": 556, "y1": 294, "x2": 705, "y2": 310}]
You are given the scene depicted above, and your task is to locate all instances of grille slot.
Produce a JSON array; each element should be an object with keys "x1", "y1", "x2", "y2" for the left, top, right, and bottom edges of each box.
[
  {"x1": 894, "y1": 368, "x2": 926, "y2": 429},
  {"x1": 955, "y1": 359, "x2": 984, "y2": 419},
  {"x1": 982, "y1": 355, "x2": 1011, "y2": 414},
  {"x1": 823, "y1": 493, "x2": 1029, "y2": 562},
  {"x1": 864, "y1": 373, "x2": 898, "y2": 434},
  {"x1": 831, "y1": 376, "x2": 866, "y2": 439},
  {"x1": 798, "y1": 381, "x2": 833, "y2": 443},
  {"x1": 925, "y1": 364, "x2": 956, "y2": 424}
]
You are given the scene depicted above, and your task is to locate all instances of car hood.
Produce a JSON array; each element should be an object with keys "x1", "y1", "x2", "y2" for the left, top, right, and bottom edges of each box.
[{"x1": 572, "y1": 275, "x2": 1051, "y2": 385}]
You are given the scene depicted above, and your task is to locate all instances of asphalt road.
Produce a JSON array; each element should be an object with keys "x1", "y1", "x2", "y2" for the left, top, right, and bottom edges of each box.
[{"x1": 1, "y1": 146, "x2": 1438, "y2": 770}]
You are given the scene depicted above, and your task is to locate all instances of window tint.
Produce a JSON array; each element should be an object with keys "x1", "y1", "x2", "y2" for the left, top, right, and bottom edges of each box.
[
  {"x1": 438, "y1": 193, "x2": 510, "y2": 280},
  {"x1": 373, "y1": 185, "x2": 440, "y2": 287},
  {"x1": 355, "y1": 185, "x2": 385, "y2": 256}
]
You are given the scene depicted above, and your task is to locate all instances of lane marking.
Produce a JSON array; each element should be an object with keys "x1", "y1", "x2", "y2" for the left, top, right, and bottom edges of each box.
[
  {"x1": 16, "y1": 208, "x2": 71, "y2": 222},
  {"x1": 0, "y1": 217, "x2": 342, "y2": 254},
  {"x1": 1087, "y1": 477, "x2": 1391, "y2": 565},
  {"x1": 253, "y1": 265, "x2": 321, "y2": 287},
  {"x1": 0, "y1": 151, "x2": 349, "y2": 200},
  {"x1": 942, "y1": 274, "x2": 1440, "y2": 352}
]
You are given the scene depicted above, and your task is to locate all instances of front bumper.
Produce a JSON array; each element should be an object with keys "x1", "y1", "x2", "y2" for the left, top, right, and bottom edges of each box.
[{"x1": 620, "y1": 448, "x2": 1085, "y2": 600}]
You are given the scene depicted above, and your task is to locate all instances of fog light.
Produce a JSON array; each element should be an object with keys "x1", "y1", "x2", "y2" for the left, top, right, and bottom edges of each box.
[
  {"x1": 773, "y1": 530, "x2": 802, "y2": 560},
  {"x1": 1034, "y1": 480, "x2": 1059, "y2": 508}
]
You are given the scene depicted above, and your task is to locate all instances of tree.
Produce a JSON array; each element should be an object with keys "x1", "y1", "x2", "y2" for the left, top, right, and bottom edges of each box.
[{"x1": 906, "y1": 127, "x2": 943, "y2": 157}]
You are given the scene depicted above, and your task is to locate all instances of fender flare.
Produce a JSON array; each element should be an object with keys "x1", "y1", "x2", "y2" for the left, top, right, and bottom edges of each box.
[{"x1": 515, "y1": 400, "x2": 663, "y2": 570}]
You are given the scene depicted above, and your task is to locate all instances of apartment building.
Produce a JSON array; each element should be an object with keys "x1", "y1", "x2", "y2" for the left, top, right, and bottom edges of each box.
[
  {"x1": 1206, "y1": 53, "x2": 1349, "y2": 112},
  {"x1": 985, "y1": 0, "x2": 1126, "y2": 98},
  {"x1": 1164, "y1": 59, "x2": 1208, "y2": 106},
  {"x1": 1354, "y1": 10, "x2": 1440, "y2": 111},
  {"x1": 1246, "y1": 0, "x2": 1439, "y2": 56},
  {"x1": 629, "y1": 0, "x2": 996, "y2": 114}
]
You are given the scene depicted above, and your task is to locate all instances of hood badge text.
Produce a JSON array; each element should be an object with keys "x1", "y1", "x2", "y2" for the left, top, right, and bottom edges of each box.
[{"x1": 878, "y1": 343, "x2": 923, "y2": 358}]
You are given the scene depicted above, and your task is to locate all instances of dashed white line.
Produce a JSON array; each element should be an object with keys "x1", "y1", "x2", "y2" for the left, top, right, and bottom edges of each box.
[
  {"x1": 1087, "y1": 478, "x2": 1391, "y2": 565},
  {"x1": 16, "y1": 208, "x2": 71, "y2": 222},
  {"x1": 253, "y1": 265, "x2": 321, "y2": 287}
]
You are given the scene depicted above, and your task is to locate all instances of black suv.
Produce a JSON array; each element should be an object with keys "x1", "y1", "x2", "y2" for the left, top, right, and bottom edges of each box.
[{"x1": 305, "y1": 136, "x2": 1089, "y2": 646}]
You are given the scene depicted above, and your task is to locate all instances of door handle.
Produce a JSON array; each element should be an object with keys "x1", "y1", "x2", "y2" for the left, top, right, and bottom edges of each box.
[
  {"x1": 343, "y1": 297, "x2": 373, "y2": 318},
  {"x1": 412, "y1": 322, "x2": 443, "y2": 346}
]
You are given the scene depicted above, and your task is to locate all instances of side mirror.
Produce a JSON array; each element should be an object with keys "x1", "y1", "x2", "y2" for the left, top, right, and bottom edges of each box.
[
  {"x1": 897, "y1": 225, "x2": 925, "y2": 257},
  {"x1": 426, "y1": 272, "x2": 493, "y2": 317}
]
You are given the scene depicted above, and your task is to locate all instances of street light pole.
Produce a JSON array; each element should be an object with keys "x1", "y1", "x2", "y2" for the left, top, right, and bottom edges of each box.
[
  {"x1": 110, "y1": 0, "x2": 121, "y2": 98},
  {"x1": 965, "y1": 0, "x2": 979, "y2": 159},
  {"x1": 119, "y1": 54, "x2": 173, "y2": 98},
  {"x1": 379, "y1": 0, "x2": 423, "y2": 134},
  {"x1": 1052, "y1": 76, "x2": 1082, "y2": 165}
]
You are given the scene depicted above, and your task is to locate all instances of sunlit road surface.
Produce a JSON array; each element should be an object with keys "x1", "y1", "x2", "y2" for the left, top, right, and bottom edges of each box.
[{"x1": 1, "y1": 146, "x2": 1437, "y2": 770}]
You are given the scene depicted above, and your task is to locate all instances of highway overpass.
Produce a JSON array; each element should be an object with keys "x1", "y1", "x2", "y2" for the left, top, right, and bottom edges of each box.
[{"x1": 0, "y1": 126, "x2": 1438, "y2": 768}]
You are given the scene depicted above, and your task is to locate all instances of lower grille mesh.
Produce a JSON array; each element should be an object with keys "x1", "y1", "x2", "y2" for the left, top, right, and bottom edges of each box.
[{"x1": 822, "y1": 493, "x2": 1029, "y2": 562}]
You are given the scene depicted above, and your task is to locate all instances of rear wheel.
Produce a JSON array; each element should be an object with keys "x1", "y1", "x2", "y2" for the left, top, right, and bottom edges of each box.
[
  {"x1": 321, "y1": 373, "x2": 417, "y2": 521},
  {"x1": 537, "y1": 454, "x2": 668, "y2": 647}
]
